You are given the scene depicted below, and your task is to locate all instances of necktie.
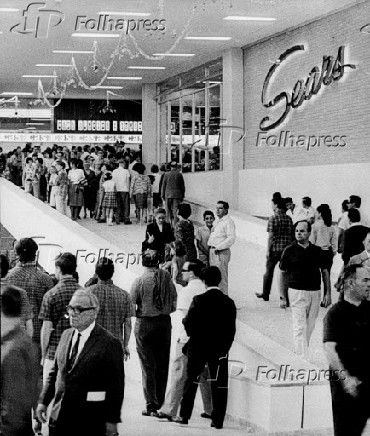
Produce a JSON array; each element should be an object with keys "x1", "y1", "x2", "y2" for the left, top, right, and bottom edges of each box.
[{"x1": 68, "y1": 332, "x2": 81, "y2": 371}]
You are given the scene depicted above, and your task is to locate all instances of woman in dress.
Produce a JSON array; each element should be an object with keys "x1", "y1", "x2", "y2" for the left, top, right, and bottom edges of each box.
[
  {"x1": 101, "y1": 172, "x2": 117, "y2": 226},
  {"x1": 309, "y1": 204, "x2": 337, "y2": 302},
  {"x1": 95, "y1": 164, "x2": 111, "y2": 222},
  {"x1": 130, "y1": 163, "x2": 152, "y2": 225},
  {"x1": 37, "y1": 158, "x2": 48, "y2": 201},
  {"x1": 175, "y1": 203, "x2": 197, "y2": 262},
  {"x1": 68, "y1": 158, "x2": 85, "y2": 221},
  {"x1": 83, "y1": 160, "x2": 97, "y2": 218}
]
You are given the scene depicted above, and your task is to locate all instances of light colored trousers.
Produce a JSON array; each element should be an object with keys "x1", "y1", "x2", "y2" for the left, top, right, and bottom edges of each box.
[
  {"x1": 209, "y1": 248, "x2": 231, "y2": 294},
  {"x1": 289, "y1": 288, "x2": 320, "y2": 359},
  {"x1": 159, "y1": 341, "x2": 212, "y2": 417},
  {"x1": 55, "y1": 195, "x2": 67, "y2": 215}
]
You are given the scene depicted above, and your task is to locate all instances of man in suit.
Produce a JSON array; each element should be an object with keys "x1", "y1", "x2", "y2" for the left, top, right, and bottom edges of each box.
[
  {"x1": 178, "y1": 266, "x2": 236, "y2": 429},
  {"x1": 36, "y1": 289, "x2": 125, "y2": 436},
  {"x1": 160, "y1": 161, "x2": 185, "y2": 226},
  {"x1": 142, "y1": 208, "x2": 175, "y2": 263}
]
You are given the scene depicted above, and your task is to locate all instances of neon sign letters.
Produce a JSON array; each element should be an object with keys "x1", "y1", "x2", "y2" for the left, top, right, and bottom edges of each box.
[{"x1": 259, "y1": 45, "x2": 356, "y2": 131}]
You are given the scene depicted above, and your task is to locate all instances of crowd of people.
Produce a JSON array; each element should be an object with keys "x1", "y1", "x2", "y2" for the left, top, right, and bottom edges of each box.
[{"x1": 1, "y1": 141, "x2": 369, "y2": 436}]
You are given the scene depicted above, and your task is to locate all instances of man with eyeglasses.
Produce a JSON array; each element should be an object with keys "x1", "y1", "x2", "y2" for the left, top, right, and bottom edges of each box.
[
  {"x1": 39, "y1": 253, "x2": 81, "y2": 384},
  {"x1": 323, "y1": 264, "x2": 370, "y2": 436},
  {"x1": 36, "y1": 289, "x2": 124, "y2": 436},
  {"x1": 207, "y1": 201, "x2": 236, "y2": 294}
]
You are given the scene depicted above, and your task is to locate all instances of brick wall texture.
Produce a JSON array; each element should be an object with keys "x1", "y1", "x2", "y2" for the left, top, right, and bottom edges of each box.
[{"x1": 243, "y1": 1, "x2": 370, "y2": 169}]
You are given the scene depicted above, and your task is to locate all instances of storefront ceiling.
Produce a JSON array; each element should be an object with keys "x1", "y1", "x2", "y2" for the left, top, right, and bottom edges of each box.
[{"x1": 0, "y1": 0, "x2": 364, "y2": 101}]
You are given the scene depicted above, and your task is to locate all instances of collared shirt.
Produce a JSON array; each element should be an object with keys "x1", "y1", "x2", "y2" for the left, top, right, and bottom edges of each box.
[
  {"x1": 267, "y1": 210, "x2": 293, "y2": 253},
  {"x1": 130, "y1": 269, "x2": 177, "y2": 318},
  {"x1": 176, "y1": 278, "x2": 206, "y2": 343},
  {"x1": 1, "y1": 278, "x2": 33, "y2": 330},
  {"x1": 70, "y1": 321, "x2": 95, "y2": 361},
  {"x1": 338, "y1": 209, "x2": 370, "y2": 231},
  {"x1": 286, "y1": 206, "x2": 310, "y2": 224},
  {"x1": 39, "y1": 277, "x2": 81, "y2": 359},
  {"x1": 6, "y1": 262, "x2": 54, "y2": 343},
  {"x1": 207, "y1": 214, "x2": 236, "y2": 251},
  {"x1": 112, "y1": 166, "x2": 130, "y2": 192},
  {"x1": 195, "y1": 226, "x2": 212, "y2": 264},
  {"x1": 68, "y1": 168, "x2": 85, "y2": 184},
  {"x1": 279, "y1": 241, "x2": 325, "y2": 291},
  {"x1": 309, "y1": 220, "x2": 337, "y2": 253},
  {"x1": 86, "y1": 279, "x2": 134, "y2": 346}
]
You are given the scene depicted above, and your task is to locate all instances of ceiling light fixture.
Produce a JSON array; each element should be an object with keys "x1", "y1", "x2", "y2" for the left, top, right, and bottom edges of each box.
[
  {"x1": 93, "y1": 85, "x2": 123, "y2": 89},
  {"x1": 0, "y1": 8, "x2": 19, "y2": 12},
  {"x1": 152, "y1": 53, "x2": 195, "y2": 57},
  {"x1": 107, "y1": 76, "x2": 142, "y2": 80},
  {"x1": 185, "y1": 36, "x2": 231, "y2": 41},
  {"x1": 128, "y1": 66, "x2": 165, "y2": 70},
  {"x1": 71, "y1": 33, "x2": 120, "y2": 38},
  {"x1": 53, "y1": 50, "x2": 94, "y2": 54},
  {"x1": 22, "y1": 75, "x2": 57, "y2": 78},
  {"x1": 1, "y1": 92, "x2": 33, "y2": 96},
  {"x1": 26, "y1": 122, "x2": 45, "y2": 125},
  {"x1": 223, "y1": 16, "x2": 276, "y2": 21},
  {"x1": 98, "y1": 11, "x2": 151, "y2": 16},
  {"x1": 36, "y1": 64, "x2": 72, "y2": 67}
]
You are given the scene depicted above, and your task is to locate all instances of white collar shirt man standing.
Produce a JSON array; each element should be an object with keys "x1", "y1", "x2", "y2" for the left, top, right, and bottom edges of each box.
[{"x1": 207, "y1": 201, "x2": 236, "y2": 294}]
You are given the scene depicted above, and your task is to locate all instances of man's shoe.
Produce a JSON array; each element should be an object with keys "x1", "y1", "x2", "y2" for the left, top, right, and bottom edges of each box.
[
  {"x1": 172, "y1": 416, "x2": 188, "y2": 425},
  {"x1": 255, "y1": 292, "x2": 269, "y2": 301},
  {"x1": 157, "y1": 412, "x2": 173, "y2": 421},
  {"x1": 211, "y1": 422, "x2": 223, "y2": 429},
  {"x1": 200, "y1": 413, "x2": 212, "y2": 419},
  {"x1": 142, "y1": 409, "x2": 158, "y2": 417},
  {"x1": 124, "y1": 220, "x2": 133, "y2": 225}
]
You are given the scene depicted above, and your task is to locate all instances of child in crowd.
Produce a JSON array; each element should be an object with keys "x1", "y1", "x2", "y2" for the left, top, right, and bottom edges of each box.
[
  {"x1": 150, "y1": 164, "x2": 162, "y2": 210},
  {"x1": 48, "y1": 166, "x2": 58, "y2": 207},
  {"x1": 163, "y1": 240, "x2": 187, "y2": 286},
  {"x1": 195, "y1": 210, "x2": 215, "y2": 266},
  {"x1": 130, "y1": 163, "x2": 151, "y2": 225},
  {"x1": 101, "y1": 172, "x2": 117, "y2": 226}
]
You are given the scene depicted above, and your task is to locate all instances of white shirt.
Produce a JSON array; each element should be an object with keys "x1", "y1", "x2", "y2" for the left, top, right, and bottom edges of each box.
[
  {"x1": 112, "y1": 166, "x2": 130, "y2": 192},
  {"x1": 207, "y1": 214, "x2": 236, "y2": 251},
  {"x1": 68, "y1": 168, "x2": 85, "y2": 184},
  {"x1": 338, "y1": 209, "x2": 370, "y2": 231},
  {"x1": 69, "y1": 321, "x2": 96, "y2": 361},
  {"x1": 176, "y1": 279, "x2": 206, "y2": 343},
  {"x1": 287, "y1": 206, "x2": 310, "y2": 224}
]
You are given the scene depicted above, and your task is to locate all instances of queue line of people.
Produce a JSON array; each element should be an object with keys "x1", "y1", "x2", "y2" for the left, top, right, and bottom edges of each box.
[{"x1": 0, "y1": 234, "x2": 237, "y2": 436}]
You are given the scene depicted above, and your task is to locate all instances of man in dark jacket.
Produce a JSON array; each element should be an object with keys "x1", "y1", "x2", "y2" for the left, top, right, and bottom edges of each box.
[
  {"x1": 160, "y1": 161, "x2": 185, "y2": 226},
  {"x1": 178, "y1": 266, "x2": 236, "y2": 429}
]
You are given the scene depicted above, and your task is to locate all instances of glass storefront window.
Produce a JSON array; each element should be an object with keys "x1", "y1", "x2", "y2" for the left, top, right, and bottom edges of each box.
[{"x1": 158, "y1": 60, "x2": 222, "y2": 173}]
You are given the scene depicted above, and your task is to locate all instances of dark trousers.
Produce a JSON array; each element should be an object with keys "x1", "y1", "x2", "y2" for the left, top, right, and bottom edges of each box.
[
  {"x1": 135, "y1": 316, "x2": 172, "y2": 412},
  {"x1": 115, "y1": 191, "x2": 130, "y2": 223},
  {"x1": 180, "y1": 350, "x2": 229, "y2": 427},
  {"x1": 263, "y1": 251, "x2": 286, "y2": 298},
  {"x1": 330, "y1": 380, "x2": 370, "y2": 436}
]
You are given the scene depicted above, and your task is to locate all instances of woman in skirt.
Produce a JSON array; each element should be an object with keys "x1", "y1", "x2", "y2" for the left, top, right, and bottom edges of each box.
[
  {"x1": 101, "y1": 171, "x2": 117, "y2": 226},
  {"x1": 130, "y1": 163, "x2": 152, "y2": 225},
  {"x1": 68, "y1": 158, "x2": 85, "y2": 220}
]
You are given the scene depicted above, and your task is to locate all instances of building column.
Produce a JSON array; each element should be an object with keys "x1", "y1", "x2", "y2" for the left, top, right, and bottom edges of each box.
[
  {"x1": 222, "y1": 48, "x2": 244, "y2": 209},
  {"x1": 142, "y1": 83, "x2": 158, "y2": 169}
]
